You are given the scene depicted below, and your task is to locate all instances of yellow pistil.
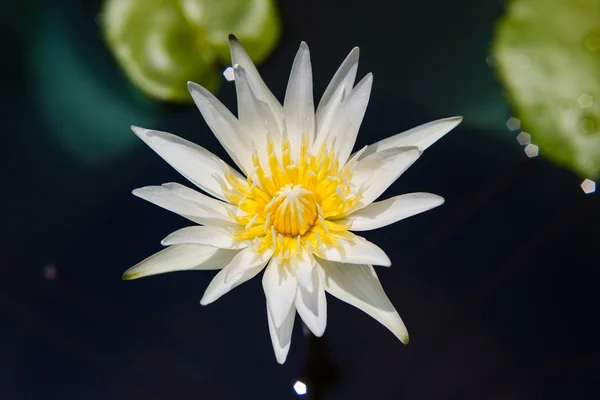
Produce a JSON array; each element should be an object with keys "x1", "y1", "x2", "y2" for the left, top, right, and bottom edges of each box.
[
  {"x1": 267, "y1": 184, "x2": 317, "y2": 236},
  {"x1": 222, "y1": 135, "x2": 361, "y2": 259}
]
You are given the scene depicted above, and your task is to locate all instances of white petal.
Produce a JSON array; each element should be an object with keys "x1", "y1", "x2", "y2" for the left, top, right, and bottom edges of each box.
[
  {"x1": 326, "y1": 73, "x2": 373, "y2": 164},
  {"x1": 263, "y1": 257, "x2": 298, "y2": 327},
  {"x1": 294, "y1": 252, "x2": 316, "y2": 293},
  {"x1": 229, "y1": 35, "x2": 284, "y2": 132},
  {"x1": 131, "y1": 126, "x2": 244, "y2": 201},
  {"x1": 295, "y1": 258, "x2": 327, "y2": 337},
  {"x1": 283, "y1": 42, "x2": 315, "y2": 158},
  {"x1": 233, "y1": 65, "x2": 280, "y2": 164},
  {"x1": 132, "y1": 183, "x2": 236, "y2": 227},
  {"x1": 358, "y1": 116, "x2": 463, "y2": 160},
  {"x1": 317, "y1": 236, "x2": 391, "y2": 267},
  {"x1": 317, "y1": 259, "x2": 409, "y2": 343},
  {"x1": 315, "y1": 47, "x2": 359, "y2": 145},
  {"x1": 161, "y1": 226, "x2": 246, "y2": 249},
  {"x1": 187, "y1": 82, "x2": 252, "y2": 174},
  {"x1": 123, "y1": 245, "x2": 239, "y2": 280},
  {"x1": 351, "y1": 146, "x2": 422, "y2": 207},
  {"x1": 223, "y1": 247, "x2": 273, "y2": 283},
  {"x1": 200, "y1": 260, "x2": 265, "y2": 305},
  {"x1": 338, "y1": 193, "x2": 445, "y2": 231},
  {"x1": 267, "y1": 302, "x2": 296, "y2": 364}
]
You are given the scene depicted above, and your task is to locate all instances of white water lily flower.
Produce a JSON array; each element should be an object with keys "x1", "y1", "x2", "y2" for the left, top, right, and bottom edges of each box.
[{"x1": 123, "y1": 35, "x2": 462, "y2": 364}]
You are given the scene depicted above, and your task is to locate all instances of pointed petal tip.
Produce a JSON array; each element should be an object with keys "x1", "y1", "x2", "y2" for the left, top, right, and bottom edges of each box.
[
  {"x1": 200, "y1": 283, "x2": 222, "y2": 307},
  {"x1": 401, "y1": 332, "x2": 409, "y2": 344},
  {"x1": 130, "y1": 125, "x2": 145, "y2": 135},
  {"x1": 447, "y1": 115, "x2": 464, "y2": 125},
  {"x1": 428, "y1": 193, "x2": 446, "y2": 207},
  {"x1": 187, "y1": 81, "x2": 204, "y2": 93},
  {"x1": 392, "y1": 319, "x2": 409, "y2": 344},
  {"x1": 380, "y1": 255, "x2": 392, "y2": 267},
  {"x1": 130, "y1": 126, "x2": 156, "y2": 142},
  {"x1": 131, "y1": 186, "x2": 155, "y2": 199},
  {"x1": 131, "y1": 187, "x2": 144, "y2": 197},
  {"x1": 311, "y1": 327, "x2": 325, "y2": 338},
  {"x1": 228, "y1": 33, "x2": 239, "y2": 43},
  {"x1": 199, "y1": 287, "x2": 219, "y2": 306},
  {"x1": 122, "y1": 270, "x2": 138, "y2": 280}
]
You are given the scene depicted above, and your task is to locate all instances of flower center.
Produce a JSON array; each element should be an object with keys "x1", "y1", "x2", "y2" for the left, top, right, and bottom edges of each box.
[
  {"x1": 220, "y1": 135, "x2": 362, "y2": 259},
  {"x1": 268, "y1": 184, "x2": 317, "y2": 236}
]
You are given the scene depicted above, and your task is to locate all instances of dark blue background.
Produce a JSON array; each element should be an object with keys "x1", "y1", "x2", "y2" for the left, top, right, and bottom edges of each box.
[{"x1": 2, "y1": 0, "x2": 599, "y2": 398}]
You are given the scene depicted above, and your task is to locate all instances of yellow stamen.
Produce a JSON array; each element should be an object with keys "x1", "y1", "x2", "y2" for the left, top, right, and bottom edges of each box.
[{"x1": 228, "y1": 135, "x2": 359, "y2": 259}]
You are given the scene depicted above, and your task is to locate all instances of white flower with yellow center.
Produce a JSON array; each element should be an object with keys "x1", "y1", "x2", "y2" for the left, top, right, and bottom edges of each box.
[{"x1": 123, "y1": 35, "x2": 462, "y2": 364}]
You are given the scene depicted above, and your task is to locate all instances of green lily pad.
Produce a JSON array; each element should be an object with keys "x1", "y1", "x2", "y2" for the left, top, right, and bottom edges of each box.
[
  {"x1": 31, "y1": 5, "x2": 158, "y2": 166},
  {"x1": 493, "y1": 0, "x2": 600, "y2": 178},
  {"x1": 100, "y1": 0, "x2": 281, "y2": 102}
]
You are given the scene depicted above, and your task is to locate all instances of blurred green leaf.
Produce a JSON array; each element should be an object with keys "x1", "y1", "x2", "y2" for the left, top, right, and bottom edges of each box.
[
  {"x1": 494, "y1": 0, "x2": 600, "y2": 177},
  {"x1": 101, "y1": 0, "x2": 282, "y2": 102},
  {"x1": 31, "y1": 6, "x2": 158, "y2": 165}
]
